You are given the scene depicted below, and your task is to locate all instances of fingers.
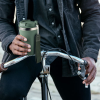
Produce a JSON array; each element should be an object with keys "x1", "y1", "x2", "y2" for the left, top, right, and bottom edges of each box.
[
  {"x1": 82, "y1": 57, "x2": 96, "y2": 85},
  {"x1": 9, "y1": 35, "x2": 31, "y2": 56},
  {"x1": 12, "y1": 49, "x2": 27, "y2": 56},
  {"x1": 13, "y1": 39, "x2": 31, "y2": 49},
  {"x1": 13, "y1": 45, "x2": 31, "y2": 53},
  {"x1": 83, "y1": 67, "x2": 96, "y2": 85},
  {"x1": 73, "y1": 57, "x2": 96, "y2": 85},
  {"x1": 15, "y1": 35, "x2": 27, "y2": 41}
]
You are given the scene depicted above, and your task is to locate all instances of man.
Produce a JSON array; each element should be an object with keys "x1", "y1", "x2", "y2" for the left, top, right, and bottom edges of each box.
[{"x1": 0, "y1": 0, "x2": 100, "y2": 100}]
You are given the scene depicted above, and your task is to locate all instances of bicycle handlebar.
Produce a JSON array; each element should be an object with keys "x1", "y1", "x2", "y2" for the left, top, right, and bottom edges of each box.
[
  {"x1": 0, "y1": 50, "x2": 88, "y2": 88},
  {"x1": 3, "y1": 51, "x2": 87, "y2": 68},
  {"x1": 41, "y1": 51, "x2": 87, "y2": 65}
]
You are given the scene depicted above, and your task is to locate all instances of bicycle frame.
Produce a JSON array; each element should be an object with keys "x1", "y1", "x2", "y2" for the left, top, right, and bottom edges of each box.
[{"x1": 2, "y1": 51, "x2": 88, "y2": 100}]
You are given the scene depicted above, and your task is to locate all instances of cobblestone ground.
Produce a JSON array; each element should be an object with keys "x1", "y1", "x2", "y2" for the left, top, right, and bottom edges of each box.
[{"x1": 0, "y1": 43, "x2": 100, "y2": 100}]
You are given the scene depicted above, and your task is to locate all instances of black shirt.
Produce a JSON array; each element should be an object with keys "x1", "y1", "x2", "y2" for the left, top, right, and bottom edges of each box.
[{"x1": 28, "y1": 0, "x2": 65, "y2": 64}]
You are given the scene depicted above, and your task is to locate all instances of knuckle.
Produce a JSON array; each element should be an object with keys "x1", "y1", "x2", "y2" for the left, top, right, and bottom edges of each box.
[
  {"x1": 14, "y1": 40, "x2": 17, "y2": 45},
  {"x1": 13, "y1": 45, "x2": 17, "y2": 49},
  {"x1": 23, "y1": 43, "x2": 26, "y2": 47},
  {"x1": 19, "y1": 35, "x2": 24, "y2": 40},
  {"x1": 20, "y1": 36, "x2": 24, "y2": 40},
  {"x1": 15, "y1": 35, "x2": 19, "y2": 39},
  {"x1": 17, "y1": 41, "x2": 19, "y2": 45},
  {"x1": 17, "y1": 35, "x2": 22, "y2": 40},
  {"x1": 17, "y1": 46, "x2": 19, "y2": 51},
  {"x1": 24, "y1": 43, "x2": 27, "y2": 47},
  {"x1": 21, "y1": 43, "x2": 25, "y2": 47},
  {"x1": 19, "y1": 47, "x2": 22, "y2": 51},
  {"x1": 24, "y1": 48, "x2": 27, "y2": 52},
  {"x1": 21, "y1": 48, "x2": 25, "y2": 52},
  {"x1": 12, "y1": 46, "x2": 14, "y2": 50},
  {"x1": 19, "y1": 42, "x2": 23, "y2": 46}
]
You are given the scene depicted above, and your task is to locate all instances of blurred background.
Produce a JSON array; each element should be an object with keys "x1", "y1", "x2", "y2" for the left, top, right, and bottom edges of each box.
[{"x1": 0, "y1": 42, "x2": 100, "y2": 100}]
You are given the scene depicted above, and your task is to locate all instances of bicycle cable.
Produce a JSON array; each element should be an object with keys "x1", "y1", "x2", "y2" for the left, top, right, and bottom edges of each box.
[{"x1": 42, "y1": 48, "x2": 75, "y2": 64}]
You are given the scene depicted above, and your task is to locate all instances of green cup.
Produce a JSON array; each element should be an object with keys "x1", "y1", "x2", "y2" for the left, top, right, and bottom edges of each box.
[{"x1": 19, "y1": 20, "x2": 38, "y2": 55}]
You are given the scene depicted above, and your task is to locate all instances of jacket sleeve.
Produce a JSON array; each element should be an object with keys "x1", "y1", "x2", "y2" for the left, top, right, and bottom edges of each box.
[
  {"x1": 0, "y1": 0, "x2": 16, "y2": 53},
  {"x1": 80, "y1": 0, "x2": 100, "y2": 61}
]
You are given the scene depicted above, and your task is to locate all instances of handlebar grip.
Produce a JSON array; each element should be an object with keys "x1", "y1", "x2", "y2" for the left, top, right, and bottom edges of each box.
[{"x1": 0, "y1": 63, "x2": 8, "y2": 73}]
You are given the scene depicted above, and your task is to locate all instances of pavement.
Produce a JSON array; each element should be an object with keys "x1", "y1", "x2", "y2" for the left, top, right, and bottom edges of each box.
[{"x1": 0, "y1": 42, "x2": 100, "y2": 100}]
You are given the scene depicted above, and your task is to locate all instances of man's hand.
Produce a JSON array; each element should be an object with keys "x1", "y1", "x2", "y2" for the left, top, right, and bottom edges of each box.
[
  {"x1": 9, "y1": 35, "x2": 31, "y2": 56},
  {"x1": 79, "y1": 57, "x2": 96, "y2": 86}
]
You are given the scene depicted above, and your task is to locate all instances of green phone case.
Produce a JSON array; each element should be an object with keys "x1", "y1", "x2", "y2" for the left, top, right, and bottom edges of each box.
[{"x1": 19, "y1": 20, "x2": 38, "y2": 55}]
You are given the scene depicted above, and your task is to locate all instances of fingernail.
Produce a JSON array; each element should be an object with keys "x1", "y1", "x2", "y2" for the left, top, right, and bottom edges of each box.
[
  {"x1": 28, "y1": 45, "x2": 31, "y2": 48},
  {"x1": 24, "y1": 38, "x2": 27, "y2": 41},
  {"x1": 28, "y1": 49, "x2": 31, "y2": 52}
]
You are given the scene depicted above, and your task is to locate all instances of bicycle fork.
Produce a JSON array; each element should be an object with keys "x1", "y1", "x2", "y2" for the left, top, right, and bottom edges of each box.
[
  {"x1": 39, "y1": 56, "x2": 50, "y2": 100},
  {"x1": 40, "y1": 74, "x2": 48, "y2": 100}
]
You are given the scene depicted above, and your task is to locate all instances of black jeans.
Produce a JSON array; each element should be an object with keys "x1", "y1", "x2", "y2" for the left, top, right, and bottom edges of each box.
[{"x1": 0, "y1": 57, "x2": 91, "y2": 100}]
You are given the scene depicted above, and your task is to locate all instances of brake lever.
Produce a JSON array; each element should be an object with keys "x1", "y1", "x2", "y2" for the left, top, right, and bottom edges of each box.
[
  {"x1": 77, "y1": 60, "x2": 88, "y2": 88},
  {"x1": 77, "y1": 64, "x2": 86, "y2": 80}
]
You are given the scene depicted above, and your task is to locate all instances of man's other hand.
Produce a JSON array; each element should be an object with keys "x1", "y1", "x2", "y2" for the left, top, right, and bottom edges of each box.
[
  {"x1": 81, "y1": 57, "x2": 96, "y2": 85},
  {"x1": 9, "y1": 35, "x2": 31, "y2": 56}
]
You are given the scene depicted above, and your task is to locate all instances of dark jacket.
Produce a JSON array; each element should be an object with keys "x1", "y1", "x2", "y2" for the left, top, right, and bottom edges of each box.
[{"x1": 0, "y1": 0, "x2": 100, "y2": 77}]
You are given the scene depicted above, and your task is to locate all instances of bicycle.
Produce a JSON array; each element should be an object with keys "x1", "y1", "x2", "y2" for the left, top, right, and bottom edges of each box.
[{"x1": 0, "y1": 48, "x2": 88, "y2": 100}]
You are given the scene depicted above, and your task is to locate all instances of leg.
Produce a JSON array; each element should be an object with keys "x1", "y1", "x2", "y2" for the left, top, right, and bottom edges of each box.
[
  {"x1": 50, "y1": 57, "x2": 91, "y2": 100},
  {"x1": 0, "y1": 56, "x2": 42, "y2": 100}
]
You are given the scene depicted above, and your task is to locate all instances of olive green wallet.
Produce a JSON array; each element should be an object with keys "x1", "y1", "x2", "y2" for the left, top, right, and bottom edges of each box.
[{"x1": 19, "y1": 20, "x2": 41, "y2": 63}]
